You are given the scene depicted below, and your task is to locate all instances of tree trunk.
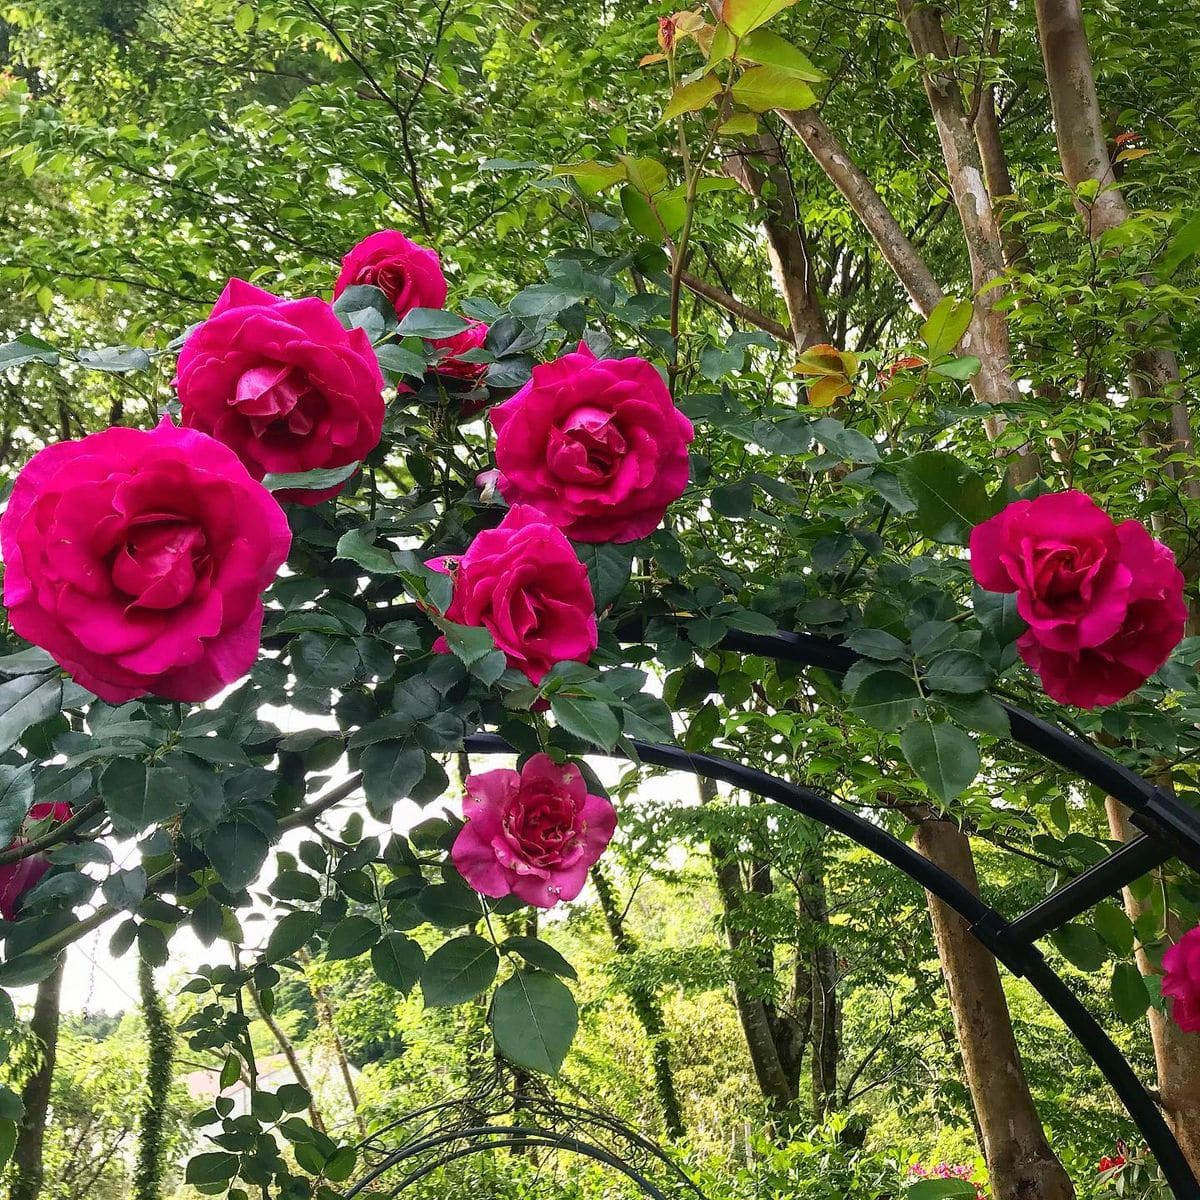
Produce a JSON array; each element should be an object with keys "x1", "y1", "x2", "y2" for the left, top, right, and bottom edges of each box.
[
  {"x1": 299, "y1": 953, "x2": 366, "y2": 1136},
  {"x1": 721, "y1": 133, "x2": 830, "y2": 351},
  {"x1": 11, "y1": 960, "x2": 64, "y2": 1200},
  {"x1": 134, "y1": 960, "x2": 175, "y2": 1200},
  {"x1": 591, "y1": 863, "x2": 687, "y2": 1139},
  {"x1": 700, "y1": 777, "x2": 810, "y2": 1121},
  {"x1": 914, "y1": 818, "x2": 1075, "y2": 1200},
  {"x1": 1105, "y1": 800, "x2": 1200, "y2": 1171},
  {"x1": 802, "y1": 839, "x2": 840, "y2": 1118}
]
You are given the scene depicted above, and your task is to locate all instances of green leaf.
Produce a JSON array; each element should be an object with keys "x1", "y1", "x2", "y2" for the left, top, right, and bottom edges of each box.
[
  {"x1": 734, "y1": 29, "x2": 824, "y2": 78},
  {"x1": 1111, "y1": 961, "x2": 1151, "y2": 1022},
  {"x1": 1094, "y1": 902, "x2": 1135, "y2": 955},
  {"x1": 291, "y1": 633, "x2": 360, "y2": 689},
  {"x1": 185, "y1": 1151, "x2": 240, "y2": 1187},
  {"x1": 335, "y1": 528, "x2": 399, "y2": 574},
  {"x1": 721, "y1": 0, "x2": 799, "y2": 37},
  {"x1": 262, "y1": 461, "x2": 360, "y2": 494},
  {"x1": 77, "y1": 345, "x2": 152, "y2": 373},
  {"x1": 360, "y1": 741, "x2": 427, "y2": 817},
  {"x1": 928, "y1": 355, "x2": 981, "y2": 380},
  {"x1": 951, "y1": 693, "x2": 1011, "y2": 738},
  {"x1": 1159, "y1": 212, "x2": 1200, "y2": 278},
  {"x1": 204, "y1": 822, "x2": 270, "y2": 891},
  {"x1": 575, "y1": 542, "x2": 634, "y2": 610},
  {"x1": 0, "y1": 334, "x2": 59, "y2": 368},
  {"x1": 440, "y1": 621, "x2": 495, "y2": 667},
  {"x1": 421, "y1": 935, "x2": 499, "y2": 1006},
  {"x1": 730, "y1": 65, "x2": 817, "y2": 112},
  {"x1": 924, "y1": 650, "x2": 990, "y2": 695},
  {"x1": 501, "y1": 936, "x2": 578, "y2": 980},
  {"x1": 900, "y1": 720, "x2": 979, "y2": 802},
  {"x1": 0, "y1": 674, "x2": 63, "y2": 755},
  {"x1": 550, "y1": 695, "x2": 621, "y2": 750},
  {"x1": 0, "y1": 1119, "x2": 15, "y2": 1172},
  {"x1": 416, "y1": 880, "x2": 483, "y2": 928},
  {"x1": 233, "y1": 2, "x2": 254, "y2": 32},
  {"x1": 851, "y1": 671, "x2": 923, "y2": 731},
  {"x1": 375, "y1": 342, "x2": 427, "y2": 380},
  {"x1": 905, "y1": 1181, "x2": 979, "y2": 1200},
  {"x1": 326, "y1": 915, "x2": 380, "y2": 960},
  {"x1": 661, "y1": 74, "x2": 722, "y2": 122},
  {"x1": 266, "y1": 911, "x2": 319, "y2": 962},
  {"x1": 0, "y1": 648, "x2": 56, "y2": 676},
  {"x1": 717, "y1": 112, "x2": 760, "y2": 136},
  {"x1": 103, "y1": 761, "x2": 180, "y2": 834},
  {"x1": 396, "y1": 308, "x2": 469, "y2": 338},
  {"x1": 895, "y1": 452, "x2": 994, "y2": 545},
  {"x1": 0, "y1": 953, "x2": 61, "y2": 987},
  {"x1": 1051, "y1": 923, "x2": 1109, "y2": 972},
  {"x1": 0, "y1": 763, "x2": 36, "y2": 846},
  {"x1": 845, "y1": 629, "x2": 906, "y2": 661},
  {"x1": 919, "y1": 297, "x2": 973, "y2": 358},
  {"x1": 371, "y1": 933, "x2": 425, "y2": 994},
  {"x1": 491, "y1": 969, "x2": 579, "y2": 1075}
]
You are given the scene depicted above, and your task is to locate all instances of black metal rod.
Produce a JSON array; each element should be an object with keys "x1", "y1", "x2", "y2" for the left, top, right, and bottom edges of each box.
[
  {"x1": 462, "y1": 734, "x2": 1200, "y2": 1198},
  {"x1": 1009, "y1": 837, "x2": 1177, "y2": 944}
]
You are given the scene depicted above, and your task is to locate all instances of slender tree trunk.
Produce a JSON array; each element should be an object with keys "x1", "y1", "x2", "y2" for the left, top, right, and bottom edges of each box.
[
  {"x1": 134, "y1": 960, "x2": 174, "y2": 1200},
  {"x1": 1106, "y1": 800, "x2": 1200, "y2": 1170},
  {"x1": 248, "y1": 983, "x2": 326, "y2": 1133},
  {"x1": 299, "y1": 954, "x2": 366, "y2": 1136},
  {"x1": 913, "y1": 819, "x2": 1075, "y2": 1200},
  {"x1": 591, "y1": 863, "x2": 686, "y2": 1139},
  {"x1": 11, "y1": 961, "x2": 64, "y2": 1200}
]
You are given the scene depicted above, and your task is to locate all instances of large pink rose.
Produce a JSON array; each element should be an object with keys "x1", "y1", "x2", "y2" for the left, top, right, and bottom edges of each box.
[
  {"x1": 452, "y1": 754, "x2": 616, "y2": 907},
  {"x1": 970, "y1": 491, "x2": 1186, "y2": 707},
  {"x1": 333, "y1": 230, "x2": 448, "y2": 319},
  {"x1": 430, "y1": 320, "x2": 489, "y2": 383},
  {"x1": 1163, "y1": 926, "x2": 1200, "y2": 1034},
  {"x1": 0, "y1": 802, "x2": 71, "y2": 921},
  {"x1": 1, "y1": 419, "x2": 291, "y2": 703},
  {"x1": 489, "y1": 342, "x2": 694, "y2": 543},
  {"x1": 175, "y1": 279, "x2": 385, "y2": 505},
  {"x1": 427, "y1": 504, "x2": 597, "y2": 684}
]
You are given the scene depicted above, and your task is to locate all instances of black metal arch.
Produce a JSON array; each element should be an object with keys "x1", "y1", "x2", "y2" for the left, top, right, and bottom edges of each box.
[{"x1": 457, "y1": 623, "x2": 1200, "y2": 1198}]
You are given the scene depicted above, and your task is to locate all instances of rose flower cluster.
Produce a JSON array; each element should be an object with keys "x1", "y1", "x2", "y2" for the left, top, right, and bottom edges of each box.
[
  {"x1": 0, "y1": 228, "x2": 700, "y2": 911},
  {"x1": 970, "y1": 490, "x2": 1187, "y2": 708}
]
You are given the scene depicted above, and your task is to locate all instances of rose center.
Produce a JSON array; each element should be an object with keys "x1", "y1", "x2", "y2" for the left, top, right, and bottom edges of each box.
[
  {"x1": 234, "y1": 363, "x2": 323, "y2": 446},
  {"x1": 1029, "y1": 543, "x2": 1098, "y2": 607},
  {"x1": 110, "y1": 514, "x2": 210, "y2": 610},
  {"x1": 547, "y1": 407, "x2": 626, "y2": 484},
  {"x1": 505, "y1": 794, "x2": 578, "y2": 865},
  {"x1": 361, "y1": 261, "x2": 407, "y2": 301}
]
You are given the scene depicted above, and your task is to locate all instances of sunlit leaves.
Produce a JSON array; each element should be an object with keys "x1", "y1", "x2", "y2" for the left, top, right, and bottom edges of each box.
[
  {"x1": 720, "y1": 0, "x2": 799, "y2": 38},
  {"x1": 730, "y1": 64, "x2": 817, "y2": 112}
]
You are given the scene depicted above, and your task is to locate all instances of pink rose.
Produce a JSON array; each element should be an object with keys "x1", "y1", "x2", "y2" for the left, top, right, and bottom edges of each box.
[
  {"x1": 452, "y1": 753, "x2": 616, "y2": 907},
  {"x1": 175, "y1": 279, "x2": 385, "y2": 505},
  {"x1": 1, "y1": 419, "x2": 291, "y2": 703},
  {"x1": 1163, "y1": 925, "x2": 1200, "y2": 1034},
  {"x1": 333, "y1": 229, "x2": 447, "y2": 319},
  {"x1": 970, "y1": 491, "x2": 1186, "y2": 707},
  {"x1": 0, "y1": 802, "x2": 71, "y2": 920},
  {"x1": 430, "y1": 320, "x2": 489, "y2": 383},
  {"x1": 489, "y1": 342, "x2": 694, "y2": 543},
  {"x1": 427, "y1": 504, "x2": 597, "y2": 684}
]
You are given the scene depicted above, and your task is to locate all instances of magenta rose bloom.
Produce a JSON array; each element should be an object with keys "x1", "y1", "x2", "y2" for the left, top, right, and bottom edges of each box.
[
  {"x1": 970, "y1": 491, "x2": 1186, "y2": 707},
  {"x1": 430, "y1": 320, "x2": 489, "y2": 383},
  {"x1": 0, "y1": 802, "x2": 71, "y2": 920},
  {"x1": 489, "y1": 342, "x2": 694, "y2": 543},
  {"x1": 452, "y1": 754, "x2": 616, "y2": 907},
  {"x1": 333, "y1": 230, "x2": 448, "y2": 319},
  {"x1": 1, "y1": 419, "x2": 291, "y2": 703},
  {"x1": 1163, "y1": 926, "x2": 1200, "y2": 1033},
  {"x1": 175, "y1": 279, "x2": 385, "y2": 505},
  {"x1": 427, "y1": 504, "x2": 597, "y2": 684}
]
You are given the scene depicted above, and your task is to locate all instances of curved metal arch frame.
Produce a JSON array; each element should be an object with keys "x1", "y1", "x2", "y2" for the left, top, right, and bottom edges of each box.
[{"x1": 458, "y1": 623, "x2": 1200, "y2": 1198}]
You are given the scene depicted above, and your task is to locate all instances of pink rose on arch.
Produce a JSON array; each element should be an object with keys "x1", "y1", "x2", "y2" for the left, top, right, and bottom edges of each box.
[
  {"x1": 175, "y1": 279, "x2": 385, "y2": 505},
  {"x1": 430, "y1": 320, "x2": 489, "y2": 383},
  {"x1": 490, "y1": 342, "x2": 694, "y2": 543},
  {"x1": 334, "y1": 229, "x2": 448, "y2": 319},
  {"x1": 0, "y1": 802, "x2": 72, "y2": 921},
  {"x1": 0, "y1": 419, "x2": 291, "y2": 704},
  {"x1": 452, "y1": 754, "x2": 616, "y2": 907},
  {"x1": 970, "y1": 491, "x2": 1186, "y2": 707},
  {"x1": 1163, "y1": 925, "x2": 1200, "y2": 1034},
  {"x1": 427, "y1": 504, "x2": 597, "y2": 684}
]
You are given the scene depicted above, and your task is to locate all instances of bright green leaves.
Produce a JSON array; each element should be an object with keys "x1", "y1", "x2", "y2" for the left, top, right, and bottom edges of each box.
[
  {"x1": 371, "y1": 933, "x2": 425, "y2": 994},
  {"x1": 894, "y1": 452, "x2": 996, "y2": 545},
  {"x1": 919, "y1": 297, "x2": 973, "y2": 358},
  {"x1": 550, "y1": 693, "x2": 622, "y2": 750},
  {"x1": 904, "y1": 1180, "x2": 980, "y2": 1200},
  {"x1": 661, "y1": 74, "x2": 722, "y2": 122},
  {"x1": 720, "y1": 0, "x2": 799, "y2": 37},
  {"x1": 730, "y1": 64, "x2": 816, "y2": 112},
  {"x1": 728, "y1": 29, "x2": 823, "y2": 77},
  {"x1": 421, "y1": 935, "x2": 499, "y2": 1006},
  {"x1": 900, "y1": 719, "x2": 980, "y2": 804},
  {"x1": 491, "y1": 970, "x2": 579, "y2": 1076},
  {"x1": 850, "y1": 672, "x2": 923, "y2": 732}
]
